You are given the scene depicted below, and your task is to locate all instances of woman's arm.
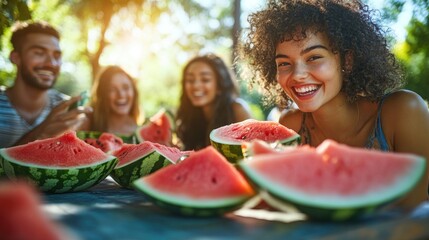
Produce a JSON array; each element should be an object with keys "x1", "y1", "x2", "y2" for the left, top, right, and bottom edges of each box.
[{"x1": 383, "y1": 90, "x2": 429, "y2": 209}]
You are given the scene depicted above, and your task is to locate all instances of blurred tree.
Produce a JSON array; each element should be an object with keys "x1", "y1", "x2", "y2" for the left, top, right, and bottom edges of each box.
[
  {"x1": 0, "y1": 0, "x2": 266, "y2": 117},
  {"x1": 0, "y1": 0, "x2": 32, "y2": 50},
  {"x1": 58, "y1": 0, "x2": 238, "y2": 81},
  {"x1": 383, "y1": 0, "x2": 429, "y2": 101}
]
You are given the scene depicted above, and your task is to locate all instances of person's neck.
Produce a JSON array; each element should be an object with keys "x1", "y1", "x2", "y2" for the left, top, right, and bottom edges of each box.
[
  {"x1": 8, "y1": 81, "x2": 48, "y2": 110},
  {"x1": 309, "y1": 95, "x2": 361, "y2": 144}
]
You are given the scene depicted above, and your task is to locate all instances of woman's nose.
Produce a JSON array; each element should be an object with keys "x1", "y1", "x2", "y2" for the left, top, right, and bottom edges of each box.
[{"x1": 291, "y1": 62, "x2": 309, "y2": 81}]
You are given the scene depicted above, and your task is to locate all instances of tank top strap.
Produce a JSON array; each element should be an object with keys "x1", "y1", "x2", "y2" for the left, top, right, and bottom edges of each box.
[{"x1": 365, "y1": 96, "x2": 390, "y2": 151}]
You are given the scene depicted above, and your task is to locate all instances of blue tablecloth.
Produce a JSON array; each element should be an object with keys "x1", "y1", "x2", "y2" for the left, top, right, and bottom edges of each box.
[{"x1": 43, "y1": 177, "x2": 429, "y2": 240}]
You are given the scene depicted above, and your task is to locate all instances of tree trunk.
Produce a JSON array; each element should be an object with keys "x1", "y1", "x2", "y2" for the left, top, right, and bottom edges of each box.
[{"x1": 231, "y1": 0, "x2": 241, "y2": 73}]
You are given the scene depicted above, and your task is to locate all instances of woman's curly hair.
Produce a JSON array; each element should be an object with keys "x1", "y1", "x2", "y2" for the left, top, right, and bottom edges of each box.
[{"x1": 238, "y1": 0, "x2": 404, "y2": 108}]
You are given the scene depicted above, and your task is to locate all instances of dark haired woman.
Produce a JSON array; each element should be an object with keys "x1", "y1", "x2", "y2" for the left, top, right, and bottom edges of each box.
[{"x1": 176, "y1": 53, "x2": 252, "y2": 150}]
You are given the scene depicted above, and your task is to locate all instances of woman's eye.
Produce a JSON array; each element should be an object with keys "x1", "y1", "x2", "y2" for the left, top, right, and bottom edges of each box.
[
  {"x1": 185, "y1": 79, "x2": 194, "y2": 84},
  {"x1": 277, "y1": 62, "x2": 290, "y2": 68},
  {"x1": 308, "y1": 56, "x2": 322, "y2": 61}
]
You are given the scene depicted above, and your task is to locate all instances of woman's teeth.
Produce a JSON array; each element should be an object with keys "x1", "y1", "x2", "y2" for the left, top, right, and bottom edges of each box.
[{"x1": 294, "y1": 85, "x2": 319, "y2": 95}]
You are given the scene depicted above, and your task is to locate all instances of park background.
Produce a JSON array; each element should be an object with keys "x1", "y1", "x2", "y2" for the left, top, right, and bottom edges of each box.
[{"x1": 1, "y1": 0, "x2": 428, "y2": 119}]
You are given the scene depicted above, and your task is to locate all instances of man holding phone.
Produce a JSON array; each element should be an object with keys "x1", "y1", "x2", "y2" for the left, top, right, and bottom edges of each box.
[{"x1": 0, "y1": 21, "x2": 92, "y2": 147}]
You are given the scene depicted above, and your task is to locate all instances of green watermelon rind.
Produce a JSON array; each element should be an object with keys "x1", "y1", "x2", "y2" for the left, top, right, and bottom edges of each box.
[
  {"x1": 238, "y1": 156, "x2": 426, "y2": 221},
  {"x1": 76, "y1": 131, "x2": 137, "y2": 144},
  {"x1": 110, "y1": 150, "x2": 174, "y2": 189},
  {"x1": 133, "y1": 179, "x2": 251, "y2": 217},
  {"x1": 0, "y1": 149, "x2": 118, "y2": 193},
  {"x1": 210, "y1": 132, "x2": 301, "y2": 164},
  {"x1": 0, "y1": 160, "x2": 5, "y2": 178}
]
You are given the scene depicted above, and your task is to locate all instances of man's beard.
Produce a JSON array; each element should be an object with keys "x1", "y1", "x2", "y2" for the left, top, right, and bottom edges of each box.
[{"x1": 20, "y1": 66, "x2": 57, "y2": 90}]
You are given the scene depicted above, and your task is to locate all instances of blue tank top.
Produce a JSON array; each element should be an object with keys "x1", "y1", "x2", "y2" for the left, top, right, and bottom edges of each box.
[{"x1": 298, "y1": 97, "x2": 390, "y2": 151}]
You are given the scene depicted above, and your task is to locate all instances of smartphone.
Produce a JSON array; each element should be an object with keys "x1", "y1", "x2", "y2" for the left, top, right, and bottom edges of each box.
[{"x1": 69, "y1": 90, "x2": 89, "y2": 110}]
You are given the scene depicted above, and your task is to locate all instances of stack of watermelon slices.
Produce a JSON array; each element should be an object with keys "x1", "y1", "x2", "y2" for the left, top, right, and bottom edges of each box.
[{"x1": 132, "y1": 137, "x2": 425, "y2": 220}]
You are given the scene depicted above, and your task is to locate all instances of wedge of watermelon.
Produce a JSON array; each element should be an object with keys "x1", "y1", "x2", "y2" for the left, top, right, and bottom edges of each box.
[
  {"x1": 133, "y1": 146, "x2": 255, "y2": 217},
  {"x1": 241, "y1": 139, "x2": 306, "y2": 158},
  {"x1": 77, "y1": 131, "x2": 136, "y2": 148},
  {"x1": 82, "y1": 132, "x2": 125, "y2": 153},
  {"x1": 136, "y1": 108, "x2": 175, "y2": 146},
  {"x1": 0, "y1": 131, "x2": 118, "y2": 193},
  {"x1": 239, "y1": 140, "x2": 426, "y2": 221},
  {"x1": 110, "y1": 142, "x2": 191, "y2": 188},
  {"x1": 0, "y1": 181, "x2": 64, "y2": 239},
  {"x1": 210, "y1": 119, "x2": 300, "y2": 164}
]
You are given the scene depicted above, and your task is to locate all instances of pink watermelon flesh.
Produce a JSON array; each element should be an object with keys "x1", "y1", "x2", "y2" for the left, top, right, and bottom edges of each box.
[
  {"x1": 242, "y1": 139, "x2": 307, "y2": 156},
  {"x1": 139, "y1": 146, "x2": 254, "y2": 199},
  {"x1": 84, "y1": 132, "x2": 123, "y2": 153},
  {"x1": 212, "y1": 119, "x2": 297, "y2": 143},
  {"x1": 4, "y1": 131, "x2": 110, "y2": 167},
  {"x1": 113, "y1": 142, "x2": 191, "y2": 168},
  {"x1": 246, "y1": 140, "x2": 423, "y2": 196},
  {"x1": 137, "y1": 109, "x2": 172, "y2": 145}
]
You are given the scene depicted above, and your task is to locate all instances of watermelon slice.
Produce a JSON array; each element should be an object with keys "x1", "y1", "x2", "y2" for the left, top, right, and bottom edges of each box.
[
  {"x1": 239, "y1": 139, "x2": 426, "y2": 221},
  {"x1": 210, "y1": 119, "x2": 300, "y2": 164},
  {"x1": 110, "y1": 142, "x2": 191, "y2": 188},
  {"x1": 133, "y1": 146, "x2": 255, "y2": 217},
  {"x1": 0, "y1": 131, "x2": 118, "y2": 193},
  {"x1": 0, "y1": 181, "x2": 64, "y2": 239},
  {"x1": 77, "y1": 131, "x2": 136, "y2": 146},
  {"x1": 82, "y1": 132, "x2": 124, "y2": 153},
  {"x1": 136, "y1": 108, "x2": 175, "y2": 146},
  {"x1": 241, "y1": 139, "x2": 307, "y2": 158}
]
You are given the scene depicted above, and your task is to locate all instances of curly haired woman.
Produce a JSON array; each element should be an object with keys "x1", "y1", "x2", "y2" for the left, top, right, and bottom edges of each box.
[{"x1": 239, "y1": 0, "x2": 429, "y2": 209}]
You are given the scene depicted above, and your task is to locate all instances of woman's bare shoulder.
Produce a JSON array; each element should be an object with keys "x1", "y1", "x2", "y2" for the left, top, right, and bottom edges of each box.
[
  {"x1": 232, "y1": 98, "x2": 253, "y2": 121},
  {"x1": 278, "y1": 108, "x2": 303, "y2": 132},
  {"x1": 383, "y1": 90, "x2": 428, "y2": 117},
  {"x1": 382, "y1": 89, "x2": 429, "y2": 151}
]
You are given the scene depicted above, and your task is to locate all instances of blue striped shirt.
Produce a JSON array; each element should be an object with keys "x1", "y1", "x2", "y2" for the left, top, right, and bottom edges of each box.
[{"x1": 0, "y1": 86, "x2": 69, "y2": 148}]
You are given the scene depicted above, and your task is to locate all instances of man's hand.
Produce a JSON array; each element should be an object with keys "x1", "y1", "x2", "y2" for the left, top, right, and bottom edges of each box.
[{"x1": 14, "y1": 96, "x2": 93, "y2": 146}]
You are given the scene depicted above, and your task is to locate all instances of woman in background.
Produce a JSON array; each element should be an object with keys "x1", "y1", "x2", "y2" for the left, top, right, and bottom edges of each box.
[
  {"x1": 176, "y1": 53, "x2": 252, "y2": 150},
  {"x1": 85, "y1": 65, "x2": 143, "y2": 137}
]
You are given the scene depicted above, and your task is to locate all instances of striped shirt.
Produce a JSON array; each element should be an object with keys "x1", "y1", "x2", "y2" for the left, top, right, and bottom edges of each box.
[{"x1": 0, "y1": 86, "x2": 69, "y2": 148}]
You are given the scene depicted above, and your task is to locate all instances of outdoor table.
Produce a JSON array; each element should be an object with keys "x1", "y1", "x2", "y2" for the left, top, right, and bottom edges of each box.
[{"x1": 43, "y1": 177, "x2": 429, "y2": 240}]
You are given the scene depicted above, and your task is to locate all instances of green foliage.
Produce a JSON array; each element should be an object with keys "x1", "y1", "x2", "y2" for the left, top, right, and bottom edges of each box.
[
  {"x1": 0, "y1": 68, "x2": 15, "y2": 87},
  {"x1": 386, "y1": 0, "x2": 429, "y2": 101},
  {"x1": 0, "y1": 0, "x2": 265, "y2": 121},
  {"x1": 0, "y1": 0, "x2": 32, "y2": 50}
]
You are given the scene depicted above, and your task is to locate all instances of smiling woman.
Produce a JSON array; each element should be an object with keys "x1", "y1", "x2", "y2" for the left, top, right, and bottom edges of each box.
[
  {"x1": 176, "y1": 53, "x2": 253, "y2": 150},
  {"x1": 239, "y1": 0, "x2": 429, "y2": 210},
  {"x1": 80, "y1": 65, "x2": 143, "y2": 137}
]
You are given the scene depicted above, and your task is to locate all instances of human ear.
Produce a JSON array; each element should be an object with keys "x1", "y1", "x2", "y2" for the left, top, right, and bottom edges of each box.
[
  {"x1": 344, "y1": 50, "x2": 353, "y2": 73},
  {"x1": 9, "y1": 51, "x2": 20, "y2": 65}
]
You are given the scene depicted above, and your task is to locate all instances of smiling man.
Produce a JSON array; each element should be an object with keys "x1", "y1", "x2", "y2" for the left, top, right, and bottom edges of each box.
[{"x1": 0, "y1": 21, "x2": 92, "y2": 147}]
